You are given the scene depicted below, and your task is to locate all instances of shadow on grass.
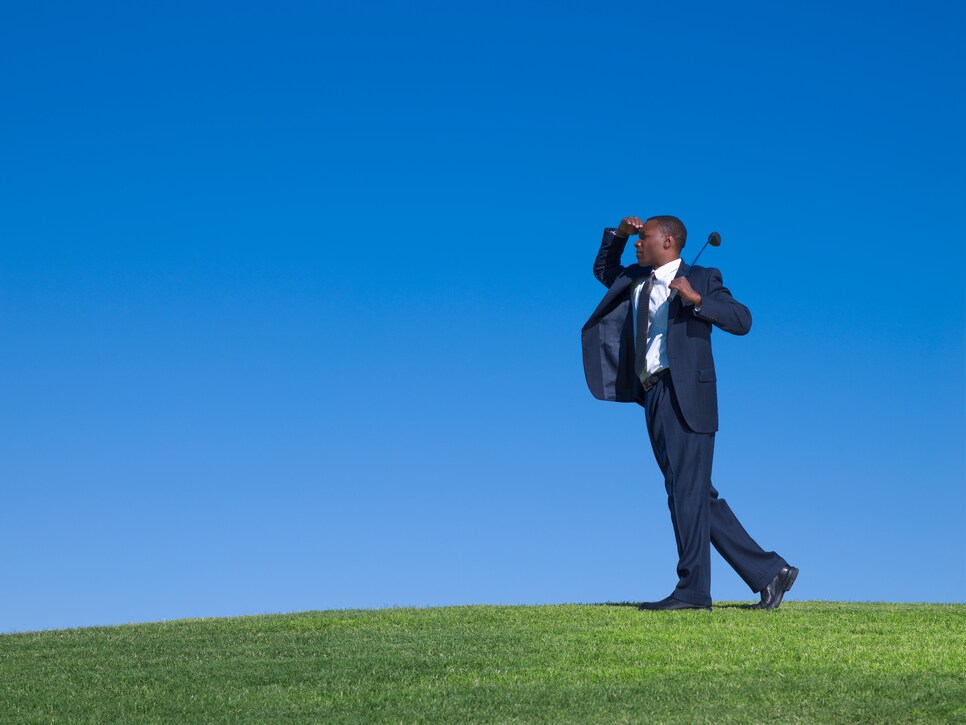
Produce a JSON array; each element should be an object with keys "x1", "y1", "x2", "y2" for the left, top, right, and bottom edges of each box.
[{"x1": 597, "y1": 601, "x2": 760, "y2": 610}]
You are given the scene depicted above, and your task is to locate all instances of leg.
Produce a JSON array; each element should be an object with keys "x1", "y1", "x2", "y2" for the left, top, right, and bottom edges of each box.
[
  {"x1": 709, "y1": 484, "x2": 788, "y2": 592},
  {"x1": 644, "y1": 375, "x2": 713, "y2": 606}
]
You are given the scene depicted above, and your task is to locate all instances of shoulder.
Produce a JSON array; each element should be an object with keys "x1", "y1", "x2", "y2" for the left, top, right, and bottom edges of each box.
[
  {"x1": 686, "y1": 264, "x2": 717, "y2": 275},
  {"x1": 686, "y1": 265, "x2": 723, "y2": 284}
]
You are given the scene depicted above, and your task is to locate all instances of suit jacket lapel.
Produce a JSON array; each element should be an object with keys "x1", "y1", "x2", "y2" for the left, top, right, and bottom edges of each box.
[
  {"x1": 669, "y1": 260, "x2": 689, "y2": 319},
  {"x1": 585, "y1": 265, "x2": 651, "y2": 324}
]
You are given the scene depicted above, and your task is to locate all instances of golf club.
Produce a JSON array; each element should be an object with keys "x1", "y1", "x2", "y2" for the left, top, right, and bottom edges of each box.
[
  {"x1": 686, "y1": 231, "x2": 721, "y2": 273},
  {"x1": 668, "y1": 231, "x2": 721, "y2": 299}
]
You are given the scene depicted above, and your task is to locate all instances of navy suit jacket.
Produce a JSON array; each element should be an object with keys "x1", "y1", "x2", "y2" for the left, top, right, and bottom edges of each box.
[{"x1": 581, "y1": 228, "x2": 752, "y2": 433}]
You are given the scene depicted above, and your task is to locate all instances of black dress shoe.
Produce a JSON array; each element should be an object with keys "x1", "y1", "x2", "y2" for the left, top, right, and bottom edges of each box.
[
  {"x1": 751, "y1": 566, "x2": 799, "y2": 610},
  {"x1": 638, "y1": 595, "x2": 711, "y2": 611}
]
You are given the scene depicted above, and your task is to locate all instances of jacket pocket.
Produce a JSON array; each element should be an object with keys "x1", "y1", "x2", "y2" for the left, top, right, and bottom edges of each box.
[{"x1": 698, "y1": 367, "x2": 716, "y2": 383}]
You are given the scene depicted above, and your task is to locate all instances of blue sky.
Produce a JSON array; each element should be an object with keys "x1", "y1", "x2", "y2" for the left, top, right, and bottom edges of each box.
[{"x1": 1, "y1": 1, "x2": 963, "y2": 633}]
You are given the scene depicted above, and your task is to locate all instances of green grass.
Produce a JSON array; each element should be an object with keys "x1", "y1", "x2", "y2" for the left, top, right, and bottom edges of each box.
[{"x1": 1, "y1": 602, "x2": 963, "y2": 723}]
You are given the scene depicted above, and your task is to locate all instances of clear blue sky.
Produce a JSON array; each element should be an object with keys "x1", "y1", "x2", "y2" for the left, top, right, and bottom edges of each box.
[{"x1": 2, "y1": 1, "x2": 963, "y2": 633}]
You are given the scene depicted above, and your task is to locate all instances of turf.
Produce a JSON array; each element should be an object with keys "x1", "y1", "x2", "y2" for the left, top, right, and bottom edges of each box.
[{"x1": 1, "y1": 602, "x2": 963, "y2": 723}]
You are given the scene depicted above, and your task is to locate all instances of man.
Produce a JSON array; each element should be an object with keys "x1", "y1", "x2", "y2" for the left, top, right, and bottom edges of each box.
[{"x1": 581, "y1": 215, "x2": 797, "y2": 610}]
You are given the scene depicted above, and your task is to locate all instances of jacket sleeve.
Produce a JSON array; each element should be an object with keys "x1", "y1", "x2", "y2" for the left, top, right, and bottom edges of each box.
[
  {"x1": 593, "y1": 228, "x2": 629, "y2": 288},
  {"x1": 692, "y1": 268, "x2": 752, "y2": 336}
]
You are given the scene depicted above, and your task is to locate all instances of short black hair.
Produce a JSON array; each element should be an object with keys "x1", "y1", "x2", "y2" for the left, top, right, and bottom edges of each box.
[{"x1": 647, "y1": 215, "x2": 687, "y2": 250}]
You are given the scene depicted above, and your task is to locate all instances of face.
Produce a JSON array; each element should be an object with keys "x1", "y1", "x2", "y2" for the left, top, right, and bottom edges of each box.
[{"x1": 634, "y1": 220, "x2": 672, "y2": 266}]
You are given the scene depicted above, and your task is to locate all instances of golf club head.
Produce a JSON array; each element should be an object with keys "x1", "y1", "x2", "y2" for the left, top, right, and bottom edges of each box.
[{"x1": 708, "y1": 231, "x2": 721, "y2": 247}]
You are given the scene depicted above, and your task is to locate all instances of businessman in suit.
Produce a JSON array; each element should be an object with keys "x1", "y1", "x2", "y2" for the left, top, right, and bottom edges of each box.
[{"x1": 581, "y1": 215, "x2": 798, "y2": 610}]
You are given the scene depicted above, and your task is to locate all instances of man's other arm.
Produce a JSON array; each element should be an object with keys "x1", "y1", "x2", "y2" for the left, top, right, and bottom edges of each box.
[{"x1": 690, "y1": 268, "x2": 752, "y2": 336}]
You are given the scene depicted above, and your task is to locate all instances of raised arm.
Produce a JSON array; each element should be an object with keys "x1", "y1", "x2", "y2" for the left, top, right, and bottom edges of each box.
[{"x1": 593, "y1": 216, "x2": 643, "y2": 288}]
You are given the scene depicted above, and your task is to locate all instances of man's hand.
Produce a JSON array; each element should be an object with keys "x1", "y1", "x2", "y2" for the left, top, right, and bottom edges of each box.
[
  {"x1": 669, "y1": 277, "x2": 702, "y2": 307},
  {"x1": 616, "y1": 216, "x2": 644, "y2": 238}
]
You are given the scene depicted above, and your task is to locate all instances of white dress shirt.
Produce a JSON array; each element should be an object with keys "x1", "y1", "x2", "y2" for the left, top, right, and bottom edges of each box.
[{"x1": 632, "y1": 257, "x2": 682, "y2": 380}]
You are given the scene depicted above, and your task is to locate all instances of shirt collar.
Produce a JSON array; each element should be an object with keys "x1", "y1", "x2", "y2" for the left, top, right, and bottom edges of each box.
[{"x1": 652, "y1": 257, "x2": 682, "y2": 281}]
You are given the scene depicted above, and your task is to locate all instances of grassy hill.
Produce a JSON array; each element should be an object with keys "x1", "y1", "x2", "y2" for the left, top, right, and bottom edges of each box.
[{"x1": 1, "y1": 602, "x2": 963, "y2": 722}]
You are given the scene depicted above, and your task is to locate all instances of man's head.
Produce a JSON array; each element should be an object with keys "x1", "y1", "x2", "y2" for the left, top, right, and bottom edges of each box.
[{"x1": 634, "y1": 215, "x2": 687, "y2": 267}]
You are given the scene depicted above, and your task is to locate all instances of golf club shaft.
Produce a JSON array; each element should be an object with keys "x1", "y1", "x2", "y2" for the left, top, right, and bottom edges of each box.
[
  {"x1": 684, "y1": 239, "x2": 712, "y2": 276},
  {"x1": 669, "y1": 231, "x2": 719, "y2": 298}
]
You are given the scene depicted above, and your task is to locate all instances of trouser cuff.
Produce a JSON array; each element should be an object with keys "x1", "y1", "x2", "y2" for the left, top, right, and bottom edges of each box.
[{"x1": 752, "y1": 559, "x2": 789, "y2": 594}]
